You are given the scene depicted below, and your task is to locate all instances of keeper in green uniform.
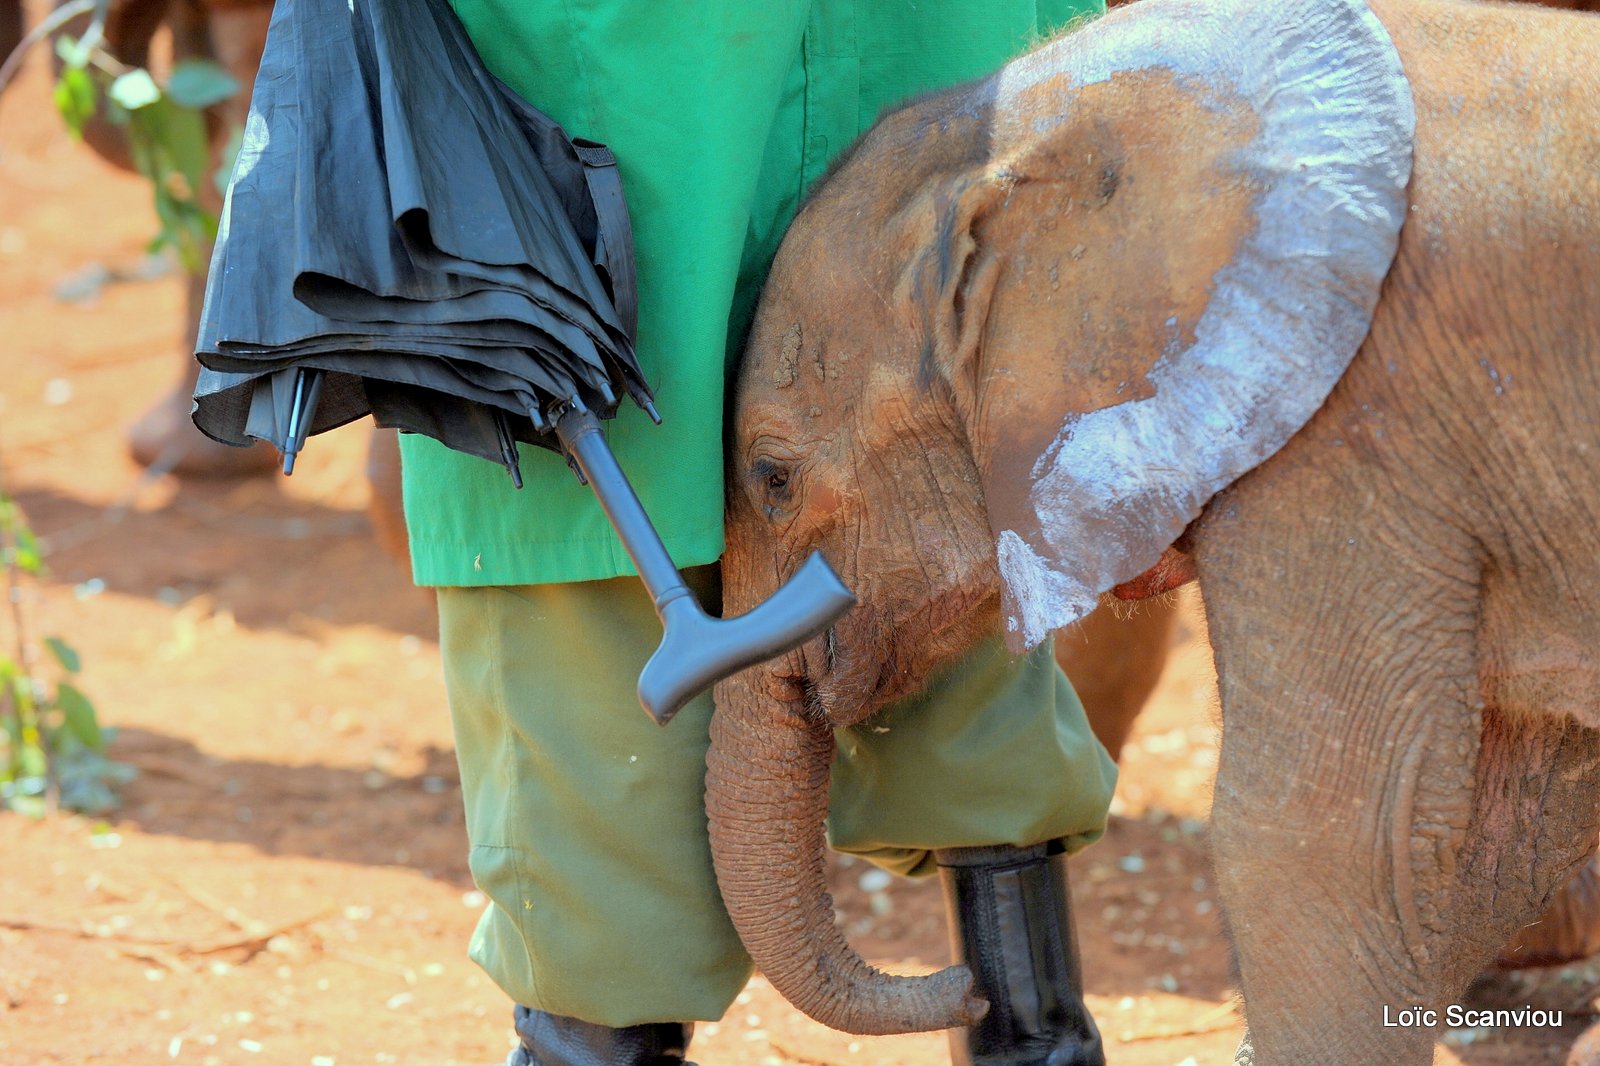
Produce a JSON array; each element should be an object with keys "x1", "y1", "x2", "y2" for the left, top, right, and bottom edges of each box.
[{"x1": 400, "y1": 2, "x2": 1118, "y2": 1063}]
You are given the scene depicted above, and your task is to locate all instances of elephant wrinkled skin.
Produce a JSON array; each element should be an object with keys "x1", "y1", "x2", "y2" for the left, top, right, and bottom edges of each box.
[{"x1": 709, "y1": 0, "x2": 1600, "y2": 1059}]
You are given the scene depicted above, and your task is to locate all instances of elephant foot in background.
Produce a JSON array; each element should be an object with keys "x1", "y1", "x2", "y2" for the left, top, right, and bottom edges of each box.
[
  {"x1": 128, "y1": 267, "x2": 275, "y2": 479},
  {"x1": 127, "y1": 357, "x2": 277, "y2": 478}
]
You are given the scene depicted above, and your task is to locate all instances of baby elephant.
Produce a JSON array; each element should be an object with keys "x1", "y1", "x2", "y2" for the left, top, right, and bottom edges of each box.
[{"x1": 707, "y1": 0, "x2": 1600, "y2": 1061}]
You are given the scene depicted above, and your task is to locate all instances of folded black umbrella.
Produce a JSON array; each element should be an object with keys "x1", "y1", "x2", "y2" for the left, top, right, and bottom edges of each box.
[
  {"x1": 193, "y1": 0, "x2": 642, "y2": 473},
  {"x1": 190, "y1": 0, "x2": 853, "y2": 723}
]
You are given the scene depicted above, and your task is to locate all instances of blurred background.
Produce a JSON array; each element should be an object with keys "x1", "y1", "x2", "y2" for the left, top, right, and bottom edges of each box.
[{"x1": 0, "y1": 0, "x2": 1594, "y2": 1063}]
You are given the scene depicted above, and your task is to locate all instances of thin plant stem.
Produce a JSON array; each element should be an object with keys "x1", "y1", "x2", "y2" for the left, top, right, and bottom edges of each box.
[{"x1": 0, "y1": 450, "x2": 56, "y2": 812}]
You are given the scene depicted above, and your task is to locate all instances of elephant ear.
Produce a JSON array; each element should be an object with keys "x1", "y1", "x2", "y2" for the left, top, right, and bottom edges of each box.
[{"x1": 940, "y1": 0, "x2": 1415, "y2": 651}]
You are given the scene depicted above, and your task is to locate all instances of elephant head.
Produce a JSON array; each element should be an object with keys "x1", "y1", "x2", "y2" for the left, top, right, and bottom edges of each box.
[{"x1": 707, "y1": 0, "x2": 1414, "y2": 1036}]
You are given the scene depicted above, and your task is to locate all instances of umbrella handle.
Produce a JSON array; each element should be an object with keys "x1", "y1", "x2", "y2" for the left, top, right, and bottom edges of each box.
[
  {"x1": 556, "y1": 408, "x2": 856, "y2": 725},
  {"x1": 637, "y1": 555, "x2": 853, "y2": 724}
]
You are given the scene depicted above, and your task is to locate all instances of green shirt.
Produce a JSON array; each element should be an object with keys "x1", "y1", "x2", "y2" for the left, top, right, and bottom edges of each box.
[{"x1": 402, "y1": 0, "x2": 1104, "y2": 586}]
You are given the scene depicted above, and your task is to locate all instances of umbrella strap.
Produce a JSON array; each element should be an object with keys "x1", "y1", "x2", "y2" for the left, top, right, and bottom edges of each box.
[{"x1": 574, "y1": 140, "x2": 639, "y2": 343}]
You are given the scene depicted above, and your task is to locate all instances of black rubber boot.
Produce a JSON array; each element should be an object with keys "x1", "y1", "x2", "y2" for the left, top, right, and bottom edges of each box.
[
  {"x1": 505, "y1": 1005, "x2": 695, "y2": 1066},
  {"x1": 936, "y1": 841, "x2": 1105, "y2": 1066}
]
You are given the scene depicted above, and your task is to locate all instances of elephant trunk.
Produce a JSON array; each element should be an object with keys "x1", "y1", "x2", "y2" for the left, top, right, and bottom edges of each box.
[{"x1": 704, "y1": 671, "x2": 986, "y2": 1035}]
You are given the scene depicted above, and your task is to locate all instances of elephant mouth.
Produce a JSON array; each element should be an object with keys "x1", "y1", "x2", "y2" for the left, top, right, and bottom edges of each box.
[
  {"x1": 811, "y1": 625, "x2": 921, "y2": 727},
  {"x1": 811, "y1": 588, "x2": 1001, "y2": 726}
]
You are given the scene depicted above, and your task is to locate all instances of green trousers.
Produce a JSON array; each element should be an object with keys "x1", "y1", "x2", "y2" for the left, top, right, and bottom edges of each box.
[{"x1": 438, "y1": 569, "x2": 1117, "y2": 1026}]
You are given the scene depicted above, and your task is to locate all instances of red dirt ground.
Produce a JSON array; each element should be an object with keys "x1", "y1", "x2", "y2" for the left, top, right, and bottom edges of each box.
[{"x1": 1, "y1": 28, "x2": 1595, "y2": 1066}]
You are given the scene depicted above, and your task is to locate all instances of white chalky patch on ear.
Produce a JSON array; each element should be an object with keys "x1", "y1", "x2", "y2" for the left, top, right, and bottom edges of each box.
[
  {"x1": 985, "y1": 0, "x2": 1413, "y2": 645},
  {"x1": 997, "y1": 530, "x2": 1099, "y2": 648}
]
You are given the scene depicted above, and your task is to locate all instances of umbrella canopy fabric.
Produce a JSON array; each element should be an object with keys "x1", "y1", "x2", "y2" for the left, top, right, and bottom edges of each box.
[{"x1": 191, "y1": 0, "x2": 650, "y2": 477}]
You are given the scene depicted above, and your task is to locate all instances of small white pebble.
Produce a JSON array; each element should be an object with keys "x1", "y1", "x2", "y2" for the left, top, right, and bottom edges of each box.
[
  {"x1": 462, "y1": 890, "x2": 486, "y2": 908},
  {"x1": 1118, "y1": 854, "x2": 1145, "y2": 874},
  {"x1": 858, "y1": 869, "x2": 892, "y2": 893},
  {"x1": 44, "y1": 378, "x2": 73, "y2": 405},
  {"x1": 239, "y1": 1038, "x2": 263, "y2": 1053},
  {"x1": 312, "y1": 1057, "x2": 336, "y2": 1066},
  {"x1": 385, "y1": 993, "x2": 414, "y2": 1011},
  {"x1": 1118, "y1": 996, "x2": 1136, "y2": 1010}
]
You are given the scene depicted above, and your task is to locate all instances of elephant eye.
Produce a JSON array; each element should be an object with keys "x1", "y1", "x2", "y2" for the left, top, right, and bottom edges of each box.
[{"x1": 751, "y1": 457, "x2": 793, "y2": 512}]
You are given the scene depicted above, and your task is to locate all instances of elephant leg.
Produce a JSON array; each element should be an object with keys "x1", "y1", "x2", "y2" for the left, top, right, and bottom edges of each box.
[
  {"x1": 126, "y1": 0, "x2": 277, "y2": 478},
  {"x1": 1204, "y1": 560, "x2": 1477, "y2": 1064},
  {"x1": 1, "y1": 0, "x2": 22, "y2": 69},
  {"x1": 1054, "y1": 595, "x2": 1178, "y2": 762},
  {"x1": 1452, "y1": 710, "x2": 1600, "y2": 979},
  {"x1": 1197, "y1": 492, "x2": 1600, "y2": 1064},
  {"x1": 1495, "y1": 841, "x2": 1600, "y2": 969}
]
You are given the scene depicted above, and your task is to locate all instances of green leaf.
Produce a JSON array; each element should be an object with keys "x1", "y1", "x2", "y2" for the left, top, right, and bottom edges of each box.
[
  {"x1": 165, "y1": 60, "x2": 240, "y2": 110},
  {"x1": 44, "y1": 637, "x2": 81, "y2": 674},
  {"x1": 157, "y1": 102, "x2": 209, "y2": 190},
  {"x1": 125, "y1": 99, "x2": 215, "y2": 271},
  {"x1": 108, "y1": 69, "x2": 161, "y2": 111},
  {"x1": 18, "y1": 742, "x2": 46, "y2": 779},
  {"x1": 8, "y1": 794, "x2": 47, "y2": 819},
  {"x1": 9, "y1": 669, "x2": 34, "y2": 707},
  {"x1": 6, "y1": 517, "x2": 43, "y2": 575},
  {"x1": 51, "y1": 43, "x2": 99, "y2": 137},
  {"x1": 55, "y1": 682, "x2": 102, "y2": 750}
]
